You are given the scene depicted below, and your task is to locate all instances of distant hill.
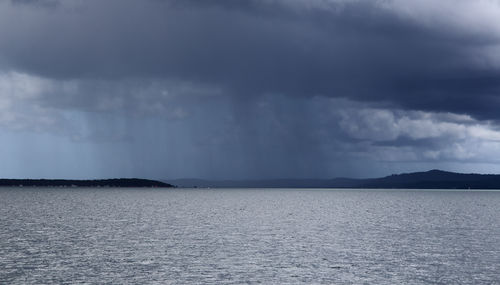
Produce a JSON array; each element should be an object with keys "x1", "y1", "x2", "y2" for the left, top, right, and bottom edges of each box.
[
  {"x1": 167, "y1": 170, "x2": 500, "y2": 189},
  {"x1": 358, "y1": 169, "x2": 500, "y2": 189},
  {"x1": 0, "y1": 178, "x2": 173, "y2": 188}
]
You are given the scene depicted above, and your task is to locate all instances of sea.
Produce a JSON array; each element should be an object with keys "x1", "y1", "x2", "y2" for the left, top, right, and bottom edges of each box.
[{"x1": 1, "y1": 188, "x2": 499, "y2": 284}]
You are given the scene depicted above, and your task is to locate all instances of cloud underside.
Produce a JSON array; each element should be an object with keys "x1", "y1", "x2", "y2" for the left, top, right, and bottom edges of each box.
[
  {"x1": 1, "y1": 0, "x2": 500, "y2": 178},
  {"x1": 3, "y1": 71, "x2": 500, "y2": 178}
]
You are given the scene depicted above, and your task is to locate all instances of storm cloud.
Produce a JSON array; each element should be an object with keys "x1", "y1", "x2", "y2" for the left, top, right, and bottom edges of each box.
[{"x1": 0, "y1": 0, "x2": 500, "y2": 179}]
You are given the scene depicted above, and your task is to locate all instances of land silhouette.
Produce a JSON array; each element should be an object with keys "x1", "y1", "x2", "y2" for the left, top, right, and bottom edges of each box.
[
  {"x1": 3, "y1": 170, "x2": 500, "y2": 189},
  {"x1": 168, "y1": 170, "x2": 500, "y2": 189},
  {"x1": 0, "y1": 178, "x2": 172, "y2": 188}
]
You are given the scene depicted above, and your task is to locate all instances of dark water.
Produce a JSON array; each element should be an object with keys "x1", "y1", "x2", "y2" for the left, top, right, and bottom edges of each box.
[{"x1": 1, "y1": 188, "x2": 499, "y2": 284}]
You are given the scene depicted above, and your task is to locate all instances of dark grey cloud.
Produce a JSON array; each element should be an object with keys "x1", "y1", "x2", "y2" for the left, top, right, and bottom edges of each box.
[
  {"x1": 1, "y1": 0, "x2": 500, "y2": 120},
  {"x1": 1, "y1": 0, "x2": 500, "y2": 179}
]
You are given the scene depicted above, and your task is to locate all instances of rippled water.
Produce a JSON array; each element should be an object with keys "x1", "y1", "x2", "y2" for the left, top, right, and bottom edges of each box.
[{"x1": 1, "y1": 188, "x2": 500, "y2": 284}]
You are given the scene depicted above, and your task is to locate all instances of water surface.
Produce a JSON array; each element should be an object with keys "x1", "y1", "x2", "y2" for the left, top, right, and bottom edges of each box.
[{"x1": 1, "y1": 188, "x2": 499, "y2": 284}]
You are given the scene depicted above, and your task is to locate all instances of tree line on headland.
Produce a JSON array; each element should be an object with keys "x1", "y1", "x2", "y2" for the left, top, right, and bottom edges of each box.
[{"x1": 0, "y1": 178, "x2": 173, "y2": 188}]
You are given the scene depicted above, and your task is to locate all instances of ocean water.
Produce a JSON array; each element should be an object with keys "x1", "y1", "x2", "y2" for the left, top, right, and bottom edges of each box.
[{"x1": 1, "y1": 188, "x2": 499, "y2": 284}]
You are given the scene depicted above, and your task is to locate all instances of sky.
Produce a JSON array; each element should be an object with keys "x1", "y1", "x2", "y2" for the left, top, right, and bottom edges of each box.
[{"x1": 1, "y1": 0, "x2": 500, "y2": 180}]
